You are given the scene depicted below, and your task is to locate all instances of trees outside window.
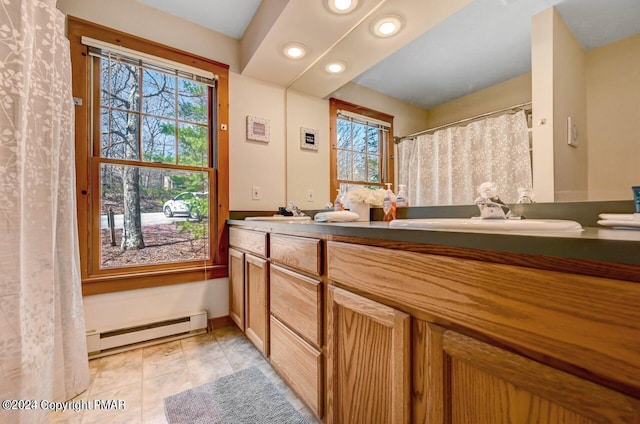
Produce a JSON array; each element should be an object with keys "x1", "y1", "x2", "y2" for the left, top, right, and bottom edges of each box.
[
  {"x1": 329, "y1": 98, "x2": 394, "y2": 197},
  {"x1": 97, "y1": 56, "x2": 211, "y2": 267},
  {"x1": 68, "y1": 18, "x2": 229, "y2": 295}
]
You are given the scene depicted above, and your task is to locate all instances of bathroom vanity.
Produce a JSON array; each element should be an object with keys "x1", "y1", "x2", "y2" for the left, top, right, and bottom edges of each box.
[{"x1": 226, "y1": 218, "x2": 640, "y2": 423}]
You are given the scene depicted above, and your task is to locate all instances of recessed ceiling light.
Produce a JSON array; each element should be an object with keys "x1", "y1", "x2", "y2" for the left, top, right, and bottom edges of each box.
[
  {"x1": 283, "y1": 43, "x2": 306, "y2": 59},
  {"x1": 372, "y1": 15, "x2": 403, "y2": 38},
  {"x1": 325, "y1": 61, "x2": 346, "y2": 74},
  {"x1": 326, "y1": 0, "x2": 358, "y2": 14}
]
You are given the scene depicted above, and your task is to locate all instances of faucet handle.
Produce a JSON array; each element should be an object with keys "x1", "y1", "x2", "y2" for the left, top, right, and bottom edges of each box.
[
  {"x1": 477, "y1": 182, "x2": 499, "y2": 200},
  {"x1": 517, "y1": 187, "x2": 535, "y2": 204}
]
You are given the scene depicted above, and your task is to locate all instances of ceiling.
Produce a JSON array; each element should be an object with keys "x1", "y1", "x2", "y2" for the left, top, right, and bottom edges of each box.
[{"x1": 138, "y1": 0, "x2": 640, "y2": 109}]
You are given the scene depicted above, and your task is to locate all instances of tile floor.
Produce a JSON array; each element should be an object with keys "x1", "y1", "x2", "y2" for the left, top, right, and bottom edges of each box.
[{"x1": 50, "y1": 326, "x2": 321, "y2": 424}]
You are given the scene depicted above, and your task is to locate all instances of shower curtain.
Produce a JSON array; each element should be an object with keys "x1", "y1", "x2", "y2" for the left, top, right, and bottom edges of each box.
[
  {"x1": 0, "y1": 1, "x2": 89, "y2": 423},
  {"x1": 397, "y1": 110, "x2": 532, "y2": 206}
]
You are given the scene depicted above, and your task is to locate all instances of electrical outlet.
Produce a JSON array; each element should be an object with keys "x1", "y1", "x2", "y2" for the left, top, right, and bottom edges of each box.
[
  {"x1": 252, "y1": 186, "x2": 261, "y2": 200},
  {"x1": 307, "y1": 189, "x2": 314, "y2": 202}
]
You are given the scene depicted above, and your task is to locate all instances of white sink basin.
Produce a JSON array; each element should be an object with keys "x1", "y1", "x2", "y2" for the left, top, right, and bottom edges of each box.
[
  {"x1": 244, "y1": 216, "x2": 311, "y2": 222},
  {"x1": 389, "y1": 218, "x2": 583, "y2": 232}
]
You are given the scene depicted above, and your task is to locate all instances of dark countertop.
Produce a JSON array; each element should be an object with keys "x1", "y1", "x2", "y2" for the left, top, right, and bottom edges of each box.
[{"x1": 227, "y1": 218, "x2": 640, "y2": 268}]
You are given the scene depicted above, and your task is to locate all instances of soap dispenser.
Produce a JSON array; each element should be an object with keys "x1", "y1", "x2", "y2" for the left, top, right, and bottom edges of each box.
[
  {"x1": 396, "y1": 184, "x2": 408, "y2": 208},
  {"x1": 334, "y1": 189, "x2": 345, "y2": 211},
  {"x1": 383, "y1": 183, "x2": 397, "y2": 221}
]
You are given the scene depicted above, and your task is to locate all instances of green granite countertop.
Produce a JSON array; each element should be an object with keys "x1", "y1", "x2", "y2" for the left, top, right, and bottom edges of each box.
[{"x1": 227, "y1": 218, "x2": 640, "y2": 268}]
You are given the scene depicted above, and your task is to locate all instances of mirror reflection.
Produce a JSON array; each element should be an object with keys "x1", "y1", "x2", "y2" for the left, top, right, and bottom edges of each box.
[{"x1": 329, "y1": 0, "x2": 640, "y2": 206}]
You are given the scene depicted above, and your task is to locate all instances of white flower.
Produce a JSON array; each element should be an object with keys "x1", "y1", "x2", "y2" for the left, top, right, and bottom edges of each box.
[{"x1": 344, "y1": 187, "x2": 377, "y2": 205}]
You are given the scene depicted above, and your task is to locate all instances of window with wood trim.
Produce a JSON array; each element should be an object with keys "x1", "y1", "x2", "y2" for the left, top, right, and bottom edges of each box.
[
  {"x1": 329, "y1": 98, "x2": 394, "y2": 197},
  {"x1": 68, "y1": 17, "x2": 229, "y2": 295}
]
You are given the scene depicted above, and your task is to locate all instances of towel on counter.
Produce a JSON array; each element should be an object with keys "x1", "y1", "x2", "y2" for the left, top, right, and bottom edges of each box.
[{"x1": 314, "y1": 211, "x2": 360, "y2": 222}]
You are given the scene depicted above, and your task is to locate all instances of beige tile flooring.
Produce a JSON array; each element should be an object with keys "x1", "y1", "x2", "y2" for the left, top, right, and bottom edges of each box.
[{"x1": 50, "y1": 326, "x2": 320, "y2": 424}]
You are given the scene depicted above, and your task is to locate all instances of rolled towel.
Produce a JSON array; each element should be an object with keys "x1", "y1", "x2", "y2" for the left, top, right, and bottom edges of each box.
[{"x1": 314, "y1": 211, "x2": 360, "y2": 222}]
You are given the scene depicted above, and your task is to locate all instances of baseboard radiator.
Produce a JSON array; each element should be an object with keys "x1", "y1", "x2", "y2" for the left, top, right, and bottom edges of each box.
[{"x1": 86, "y1": 311, "x2": 208, "y2": 358}]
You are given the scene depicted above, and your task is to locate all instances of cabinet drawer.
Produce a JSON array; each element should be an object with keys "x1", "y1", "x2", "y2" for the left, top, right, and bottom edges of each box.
[
  {"x1": 270, "y1": 234, "x2": 321, "y2": 275},
  {"x1": 270, "y1": 316, "x2": 323, "y2": 418},
  {"x1": 229, "y1": 227, "x2": 268, "y2": 257},
  {"x1": 270, "y1": 264, "x2": 322, "y2": 348}
]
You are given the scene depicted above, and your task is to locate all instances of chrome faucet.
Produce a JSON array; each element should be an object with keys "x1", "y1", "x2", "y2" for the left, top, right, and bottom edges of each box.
[
  {"x1": 285, "y1": 201, "x2": 307, "y2": 217},
  {"x1": 474, "y1": 182, "x2": 519, "y2": 219}
]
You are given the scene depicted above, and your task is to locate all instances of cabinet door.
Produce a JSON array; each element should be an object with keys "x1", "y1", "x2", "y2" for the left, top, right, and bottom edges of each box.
[
  {"x1": 228, "y1": 248, "x2": 245, "y2": 331},
  {"x1": 417, "y1": 322, "x2": 640, "y2": 424},
  {"x1": 245, "y1": 254, "x2": 269, "y2": 356},
  {"x1": 326, "y1": 286, "x2": 410, "y2": 424}
]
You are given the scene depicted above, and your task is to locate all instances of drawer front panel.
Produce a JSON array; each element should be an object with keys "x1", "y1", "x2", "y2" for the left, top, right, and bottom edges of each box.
[
  {"x1": 270, "y1": 316, "x2": 323, "y2": 418},
  {"x1": 229, "y1": 227, "x2": 268, "y2": 257},
  {"x1": 270, "y1": 234, "x2": 321, "y2": 275},
  {"x1": 270, "y1": 264, "x2": 322, "y2": 348}
]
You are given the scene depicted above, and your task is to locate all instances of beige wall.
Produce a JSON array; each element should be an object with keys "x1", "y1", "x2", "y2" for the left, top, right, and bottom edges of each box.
[
  {"x1": 531, "y1": 8, "x2": 589, "y2": 202},
  {"x1": 551, "y1": 8, "x2": 588, "y2": 202},
  {"x1": 332, "y1": 82, "x2": 429, "y2": 138},
  {"x1": 586, "y1": 33, "x2": 640, "y2": 201},
  {"x1": 286, "y1": 90, "x2": 331, "y2": 207},
  {"x1": 56, "y1": 0, "x2": 240, "y2": 71},
  {"x1": 531, "y1": 8, "x2": 557, "y2": 202},
  {"x1": 426, "y1": 73, "x2": 531, "y2": 129},
  {"x1": 229, "y1": 73, "x2": 287, "y2": 210}
]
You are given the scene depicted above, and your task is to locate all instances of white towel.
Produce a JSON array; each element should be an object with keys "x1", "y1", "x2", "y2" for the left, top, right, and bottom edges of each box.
[{"x1": 314, "y1": 211, "x2": 360, "y2": 222}]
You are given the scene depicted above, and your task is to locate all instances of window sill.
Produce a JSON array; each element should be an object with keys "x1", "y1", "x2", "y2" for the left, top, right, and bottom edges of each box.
[{"x1": 81, "y1": 265, "x2": 228, "y2": 296}]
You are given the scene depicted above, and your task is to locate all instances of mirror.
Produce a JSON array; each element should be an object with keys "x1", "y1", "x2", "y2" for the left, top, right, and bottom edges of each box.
[{"x1": 286, "y1": 1, "x2": 640, "y2": 206}]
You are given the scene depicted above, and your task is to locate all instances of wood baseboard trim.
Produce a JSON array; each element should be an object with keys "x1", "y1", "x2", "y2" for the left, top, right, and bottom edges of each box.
[{"x1": 208, "y1": 316, "x2": 234, "y2": 331}]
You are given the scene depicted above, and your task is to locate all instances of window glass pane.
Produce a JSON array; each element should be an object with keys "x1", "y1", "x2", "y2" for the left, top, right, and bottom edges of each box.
[
  {"x1": 142, "y1": 116, "x2": 176, "y2": 163},
  {"x1": 337, "y1": 150, "x2": 352, "y2": 181},
  {"x1": 353, "y1": 122, "x2": 366, "y2": 152},
  {"x1": 353, "y1": 152, "x2": 366, "y2": 181},
  {"x1": 102, "y1": 109, "x2": 140, "y2": 160},
  {"x1": 368, "y1": 155, "x2": 380, "y2": 182},
  {"x1": 142, "y1": 69, "x2": 176, "y2": 118},
  {"x1": 178, "y1": 123, "x2": 208, "y2": 166},
  {"x1": 103, "y1": 59, "x2": 140, "y2": 111},
  {"x1": 99, "y1": 163, "x2": 210, "y2": 269},
  {"x1": 178, "y1": 79, "x2": 207, "y2": 124},
  {"x1": 337, "y1": 119, "x2": 351, "y2": 149},
  {"x1": 367, "y1": 127, "x2": 379, "y2": 153}
]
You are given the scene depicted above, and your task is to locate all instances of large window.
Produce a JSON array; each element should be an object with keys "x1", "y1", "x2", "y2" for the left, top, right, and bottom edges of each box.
[
  {"x1": 69, "y1": 18, "x2": 229, "y2": 295},
  {"x1": 329, "y1": 98, "x2": 394, "y2": 196}
]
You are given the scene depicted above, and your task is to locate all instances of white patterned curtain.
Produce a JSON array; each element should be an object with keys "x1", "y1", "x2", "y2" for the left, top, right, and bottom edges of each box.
[
  {"x1": 0, "y1": 1, "x2": 89, "y2": 423},
  {"x1": 397, "y1": 110, "x2": 532, "y2": 206}
]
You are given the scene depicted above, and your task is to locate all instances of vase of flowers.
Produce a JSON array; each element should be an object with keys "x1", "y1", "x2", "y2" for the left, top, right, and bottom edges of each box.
[{"x1": 344, "y1": 187, "x2": 379, "y2": 222}]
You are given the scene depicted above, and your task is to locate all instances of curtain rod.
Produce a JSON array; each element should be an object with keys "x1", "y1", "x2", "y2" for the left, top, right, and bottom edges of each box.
[{"x1": 394, "y1": 101, "x2": 532, "y2": 143}]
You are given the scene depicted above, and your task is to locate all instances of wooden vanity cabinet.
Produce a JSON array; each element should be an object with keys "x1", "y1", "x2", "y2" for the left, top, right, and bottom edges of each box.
[
  {"x1": 268, "y1": 233, "x2": 324, "y2": 419},
  {"x1": 228, "y1": 227, "x2": 269, "y2": 356},
  {"x1": 415, "y1": 322, "x2": 639, "y2": 424},
  {"x1": 244, "y1": 254, "x2": 269, "y2": 356},
  {"x1": 326, "y1": 286, "x2": 410, "y2": 424},
  {"x1": 228, "y1": 247, "x2": 245, "y2": 330},
  {"x1": 327, "y1": 240, "x2": 640, "y2": 424}
]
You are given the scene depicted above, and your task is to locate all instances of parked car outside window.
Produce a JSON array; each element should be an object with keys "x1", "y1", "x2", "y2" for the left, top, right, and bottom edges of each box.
[{"x1": 163, "y1": 192, "x2": 208, "y2": 220}]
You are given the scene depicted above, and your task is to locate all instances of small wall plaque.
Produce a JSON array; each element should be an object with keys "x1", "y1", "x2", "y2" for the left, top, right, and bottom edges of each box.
[
  {"x1": 247, "y1": 115, "x2": 270, "y2": 143},
  {"x1": 300, "y1": 127, "x2": 319, "y2": 151}
]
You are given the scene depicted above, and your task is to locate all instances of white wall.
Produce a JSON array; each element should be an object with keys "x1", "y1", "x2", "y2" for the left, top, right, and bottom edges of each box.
[{"x1": 83, "y1": 279, "x2": 228, "y2": 331}]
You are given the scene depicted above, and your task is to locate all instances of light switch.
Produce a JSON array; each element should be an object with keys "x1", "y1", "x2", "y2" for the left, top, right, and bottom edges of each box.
[{"x1": 567, "y1": 116, "x2": 578, "y2": 147}]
